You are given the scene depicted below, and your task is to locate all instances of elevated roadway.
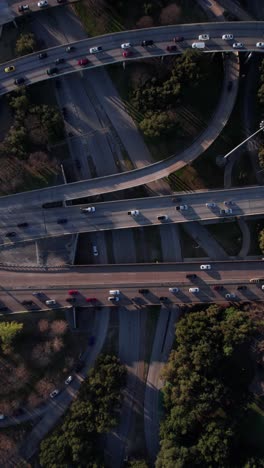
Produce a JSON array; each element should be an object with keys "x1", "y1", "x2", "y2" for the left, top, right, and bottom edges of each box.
[{"x1": 0, "y1": 186, "x2": 263, "y2": 245}]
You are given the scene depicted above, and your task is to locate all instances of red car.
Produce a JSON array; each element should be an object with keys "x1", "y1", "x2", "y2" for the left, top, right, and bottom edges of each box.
[
  {"x1": 68, "y1": 289, "x2": 79, "y2": 295},
  {"x1": 173, "y1": 36, "x2": 184, "y2": 42},
  {"x1": 86, "y1": 297, "x2": 97, "y2": 303},
  {"x1": 213, "y1": 285, "x2": 224, "y2": 291},
  {"x1": 78, "y1": 58, "x2": 89, "y2": 66},
  {"x1": 122, "y1": 50, "x2": 132, "y2": 58},
  {"x1": 166, "y1": 45, "x2": 177, "y2": 52}
]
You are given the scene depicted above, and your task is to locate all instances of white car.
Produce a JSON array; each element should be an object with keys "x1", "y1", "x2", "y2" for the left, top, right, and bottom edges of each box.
[
  {"x1": 109, "y1": 290, "x2": 120, "y2": 295},
  {"x1": 198, "y1": 34, "x2": 209, "y2": 40},
  {"x1": 256, "y1": 42, "x2": 264, "y2": 48},
  {"x1": 92, "y1": 245, "x2": 98, "y2": 256},
  {"x1": 169, "y1": 287, "x2": 179, "y2": 293},
  {"x1": 45, "y1": 299, "x2": 56, "y2": 306},
  {"x1": 200, "y1": 264, "x2": 211, "y2": 270},
  {"x1": 222, "y1": 34, "x2": 233, "y2": 40},
  {"x1": 65, "y1": 375, "x2": 73, "y2": 385},
  {"x1": 233, "y1": 42, "x2": 244, "y2": 49},
  {"x1": 189, "y1": 287, "x2": 199, "y2": 293},
  {"x1": 108, "y1": 296, "x2": 119, "y2": 302},
  {"x1": 89, "y1": 46, "x2": 103, "y2": 54},
  {"x1": 128, "y1": 210, "x2": 139, "y2": 216},
  {"x1": 262, "y1": 285, "x2": 264, "y2": 290},
  {"x1": 206, "y1": 202, "x2": 216, "y2": 208},
  {"x1": 176, "y1": 205, "x2": 188, "y2": 211},
  {"x1": 50, "y1": 389, "x2": 60, "y2": 399},
  {"x1": 80, "y1": 206, "x2": 95, "y2": 213},
  {"x1": 37, "y1": 0, "x2": 48, "y2": 7},
  {"x1": 121, "y1": 43, "x2": 132, "y2": 49},
  {"x1": 225, "y1": 293, "x2": 236, "y2": 299},
  {"x1": 0, "y1": 414, "x2": 5, "y2": 420}
]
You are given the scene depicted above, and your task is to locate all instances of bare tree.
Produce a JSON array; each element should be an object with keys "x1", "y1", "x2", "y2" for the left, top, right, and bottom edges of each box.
[
  {"x1": 50, "y1": 320, "x2": 68, "y2": 336},
  {"x1": 35, "y1": 378, "x2": 54, "y2": 399},
  {"x1": 159, "y1": 4, "x2": 181, "y2": 25},
  {"x1": 38, "y1": 319, "x2": 50, "y2": 334},
  {"x1": 0, "y1": 434, "x2": 17, "y2": 464},
  {"x1": 136, "y1": 15, "x2": 154, "y2": 29},
  {"x1": 52, "y1": 336, "x2": 64, "y2": 353}
]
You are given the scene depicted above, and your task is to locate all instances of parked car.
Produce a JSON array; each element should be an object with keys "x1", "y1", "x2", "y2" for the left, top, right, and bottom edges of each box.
[
  {"x1": 176, "y1": 205, "x2": 188, "y2": 211},
  {"x1": 14, "y1": 77, "x2": 25, "y2": 86},
  {"x1": 50, "y1": 389, "x2": 60, "y2": 398},
  {"x1": 141, "y1": 40, "x2": 154, "y2": 46},
  {"x1": 92, "y1": 245, "x2": 98, "y2": 256},
  {"x1": 108, "y1": 296, "x2": 119, "y2": 302},
  {"x1": 189, "y1": 287, "x2": 199, "y2": 293},
  {"x1": 89, "y1": 46, "x2": 103, "y2": 54},
  {"x1": 39, "y1": 52, "x2": 48, "y2": 59},
  {"x1": 65, "y1": 376, "x2": 73, "y2": 385},
  {"x1": 220, "y1": 208, "x2": 233, "y2": 215},
  {"x1": 0, "y1": 414, "x2": 5, "y2": 420},
  {"x1": 224, "y1": 200, "x2": 233, "y2": 205}
]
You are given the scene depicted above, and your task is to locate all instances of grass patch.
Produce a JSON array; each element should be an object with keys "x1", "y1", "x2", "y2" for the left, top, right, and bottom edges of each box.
[
  {"x1": 206, "y1": 221, "x2": 242, "y2": 256},
  {"x1": 247, "y1": 219, "x2": 264, "y2": 255}
]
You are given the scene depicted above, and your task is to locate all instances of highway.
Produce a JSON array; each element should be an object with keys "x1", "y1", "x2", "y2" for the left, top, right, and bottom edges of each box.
[
  {"x1": 0, "y1": 186, "x2": 262, "y2": 245},
  {"x1": 8, "y1": 0, "x2": 79, "y2": 20},
  {"x1": 0, "y1": 21, "x2": 263, "y2": 96}
]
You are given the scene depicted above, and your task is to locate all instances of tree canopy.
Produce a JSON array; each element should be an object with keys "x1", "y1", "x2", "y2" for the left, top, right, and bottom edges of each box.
[{"x1": 0, "y1": 321, "x2": 23, "y2": 353}]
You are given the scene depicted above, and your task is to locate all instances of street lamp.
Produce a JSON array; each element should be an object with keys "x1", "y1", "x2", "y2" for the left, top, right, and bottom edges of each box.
[{"x1": 224, "y1": 121, "x2": 264, "y2": 160}]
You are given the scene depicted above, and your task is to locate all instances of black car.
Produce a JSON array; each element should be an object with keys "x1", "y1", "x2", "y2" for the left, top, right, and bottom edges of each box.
[
  {"x1": 159, "y1": 296, "x2": 168, "y2": 301},
  {"x1": 66, "y1": 46, "x2": 75, "y2": 53},
  {"x1": 157, "y1": 215, "x2": 168, "y2": 221},
  {"x1": 173, "y1": 36, "x2": 184, "y2": 42},
  {"x1": 186, "y1": 274, "x2": 197, "y2": 279},
  {"x1": 47, "y1": 67, "x2": 58, "y2": 76},
  {"x1": 17, "y1": 222, "x2": 28, "y2": 228},
  {"x1": 18, "y1": 5, "x2": 29, "y2": 12},
  {"x1": 138, "y1": 289, "x2": 149, "y2": 294},
  {"x1": 66, "y1": 297, "x2": 76, "y2": 303},
  {"x1": 141, "y1": 40, "x2": 154, "y2": 47},
  {"x1": 22, "y1": 300, "x2": 34, "y2": 306},
  {"x1": 237, "y1": 285, "x2": 247, "y2": 290},
  {"x1": 55, "y1": 58, "x2": 65, "y2": 64},
  {"x1": 14, "y1": 77, "x2": 25, "y2": 86},
  {"x1": 5, "y1": 232, "x2": 16, "y2": 238},
  {"x1": 57, "y1": 218, "x2": 68, "y2": 224},
  {"x1": 39, "y1": 52, "x2": 48, "y2": 59}
]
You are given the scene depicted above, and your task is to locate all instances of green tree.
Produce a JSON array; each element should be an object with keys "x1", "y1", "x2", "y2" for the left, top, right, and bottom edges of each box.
[
  {"x1": 196, "y1": 421, "x2": 233, "y2": 465},
  {"x1": 16, "y1": 33, "x2": 36, "y2": 56},
  {"x1": 0, "y1": 321, "x2": 23, "y2": 353},
  {"x1": 4, "y1": 125, "x2": 28, "y2": 158},
  {"x1": 139, "y1": 111, "x2": 175, "y2": 137},
  {"x1": 258, "y1": 147, "x2": 264, "y2": 170},
  {"x1": 259, "y1": 228, "x2": 264, "y2": 254}
]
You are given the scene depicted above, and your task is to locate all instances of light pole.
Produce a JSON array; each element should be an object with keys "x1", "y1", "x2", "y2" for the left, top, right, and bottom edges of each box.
[{"x1": 224, "y1": 120, "x2": 264, "y2": 160}]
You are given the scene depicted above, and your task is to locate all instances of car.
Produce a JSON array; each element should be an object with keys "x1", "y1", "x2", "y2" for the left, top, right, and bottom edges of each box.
[
  {"x1": 213, "y1": 285, "x2": 224, "y2": 291},
  {"x1": 78, "y1": 58, "x2": 89, "y2": 66},
  {"x1": 121, "y1": 43, "x2": 132, "y2": 49},
  {"x1": 4, "y1": 66, "x2": 15, "y2": 73},
  {"x1": 224, "y1": 200, "x2": 233, "y2": 206},
  {"x1": 17, "y1": 222, "x2": 28, "y2": 228},
  {"x1": 206, "y1": 202, "x2": 216, "y2": 208},
  {"x1": 92, "y1": 245, "x2": 98, "y2": 256},
  {"x1": 0, "y1": 414, "x2": 5, "y2": 420},
  {"x1": 123, "y1": 50, "x2": 133, "y2": 58},
  {"x1": 169, "y1": 287, "x2": 179, "y2": 293},
  {"x1": 38, "y1": 0, "x2": 48, "y2": 7},
  {"x1": 22, "y1": 300, "x2": 34, "y2": 306},
  {"x1": 50, "y1": 389, "x2": 60, "y2": 399},
  {"x1": 32, "y1": 291, "x2": 42, "y2": 296},
  {"x1": 80, "y1": 206, "x2": 95, "y2": 213},
  {"x1": 227, "y1": 81, "x2": 233, "y2": 91},
  {"x1": 222, "y1": 34, "x2": 233, "y2": 40},
  {"x1": 225, "y1": 293, "x2": 236, "y2": 299},
  {"x1": 39, "y1": 52, "x2": 48, "y2": 59},
  {"x1": 176, "y1": 205, "x2": 188, "y2": 211},
  {"x1": 166, "y1": 45, "x2": 177, "y2": 52},
  {"x1": 186, "y1": 274, "x2": 197, "y2": 279},
  {"x1": 173, "y1": 36, "x2": 184, "y2": 42},
  {"x1": 57, "y1": 218, "x2": 68, "y2": 224},
  {"x1": 66, "y1": 46, "x2": 75, "y2": 52},
  {"x1": 233, "y1": 42, "x2": 244, "y2": 49},
  {"x1": 45, "y1": 299, "x2": 56, "y2": 305},
  {"x1": 237, "y1": 285, "x2": 247, "y2": 290},
  {"x1": 5, "y1": 232, "x2": 16, "y2": 237},
  {"x1": 138, "y1": 289, "x2": 149, "y2": 294},
  {"x1": 66, "y1": 297, "x2": 76, "y2": 303},
  {"x1": 47, "y1": 67, "x2": 58, "y2": 76},
  {"x1": 141, "y1": 40, "x2": 154, "y2": 46},
  {"x1": 262, "y1": 285, "x2": 264, "y2": 290},
  {"x1": 128, "y1": 210, "x2": 139, "y2": 216},
  {"x1": 108, "y1": 296, "x2": 119, "y2": 302},
  {"x1": 157, "y1": 215, "x2": 168, "y2": 221},
  {"x1": 159, "y1": 296, "x2": 168, "y2": 301},
  {"x1": 89, "y1": 46, "x2": 103, "y2": 54},
  {"x1": 198, "y1": 34, "x2": 210, "y2": 40},
  {"x1": 89, "y1": 336, "x2": 95, "y2": 346},
  {"x1": 68, "y1": 289, "x2": 78, "y2": 295},
  {"x1": 65, "y1": 375, "x2": 73, "y2": 385},
  {"x1": 109, "y1": 290, "x2": 120, "y2": 295},
  {"x1": 256, "y1": 42, "x2": 264, "y2": 48},
  {"x1": 189, "y1": 287, "x2": 199, "y2": 293},
  {"x1": 14, "y1": 77, "x2": 25, "y2": 86},
  {"x1": 86, "y1": 297, "x2": 97, "y2": 302},
  {"x1": 18, "y1": 4, "x2": 29, "y2": 12},
  {"x1": 220, "y1": 208, "x2": 232, "y2": 215},
  {"x1": 200, "y1": 264, "x2": 211, "y2": 270},
  {"x1": 55, "y1": 58, "x2": 65, "y2": 64}
]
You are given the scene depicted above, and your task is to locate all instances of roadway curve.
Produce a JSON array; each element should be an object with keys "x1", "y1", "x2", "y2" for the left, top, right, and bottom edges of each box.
[{"x1": 0, "y1": 51, "x2": 240, "y2": 209}]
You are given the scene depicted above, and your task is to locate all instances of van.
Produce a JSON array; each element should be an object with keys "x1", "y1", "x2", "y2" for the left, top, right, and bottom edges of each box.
[
  {"x1": 189, "y1": 287, "x2": 199, "y2": 293},
  {"x1": 109, "y1": 290, "x2": 120, "y2": 295},
  {"x1": 192, "y1": 42, "x2": 205, "y2": 49}
]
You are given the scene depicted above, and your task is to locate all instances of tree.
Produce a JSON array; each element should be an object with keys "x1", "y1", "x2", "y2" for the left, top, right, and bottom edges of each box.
[
  {"x1": 140, "y1": 111, "x2": 175, "y2": 137},
  {"x1": 50, "y1": 320, "x2": 68, "y2": 336},
  {"x1": 258, "y1": 229, "x2": 264, "y2": 254},
  {"x1": 196, "y1": 421, "x2": 233, "y2": 465},
  {"x1": 4, "y1": 125, "x2": 28, "y2": 158},
  {"x1": 16, "y1": 33, "x2": 36, "y2": 56},
  {"x1": 258, "y1": 147, "x2": 264, "y2": 169},
  {"x1": 0, "y1": 321, "x2": 23, "y2": 353},
  {"x1": 159, "y1": 4, "x2": 181, "y2": 25}
]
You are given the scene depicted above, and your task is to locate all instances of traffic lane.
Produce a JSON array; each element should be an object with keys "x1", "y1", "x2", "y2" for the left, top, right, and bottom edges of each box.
[
  {"x1": 0, "y1": 284, "x2": 263, "y2": 313},
  {"x1": 0, "y1": 260, "x2": 263, "y2": 288}
]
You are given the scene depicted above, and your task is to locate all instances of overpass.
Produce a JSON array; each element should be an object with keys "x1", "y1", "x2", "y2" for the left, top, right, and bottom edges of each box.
[{"x1": 0, "y1": 186, "x2": 263, "y2": 245}]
